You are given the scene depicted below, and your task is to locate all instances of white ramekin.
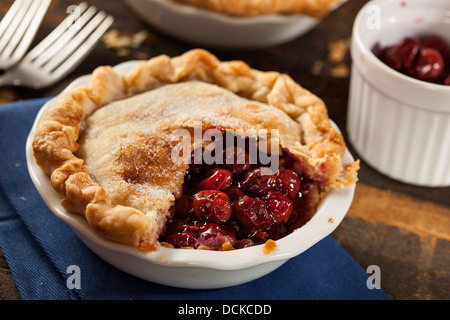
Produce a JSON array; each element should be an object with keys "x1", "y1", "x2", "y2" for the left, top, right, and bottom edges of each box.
[{"x1": 347, "y1": 0, "x2": 450, "y2": 187}]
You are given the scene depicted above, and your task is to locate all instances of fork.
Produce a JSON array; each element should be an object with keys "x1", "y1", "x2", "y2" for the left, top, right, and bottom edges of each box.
[
  {"x1": 0, "y1": 2, "x2": 114, "y2": 89},
  {"x1": 0, "y1": 0, "x2": 51, "y2": 71}
]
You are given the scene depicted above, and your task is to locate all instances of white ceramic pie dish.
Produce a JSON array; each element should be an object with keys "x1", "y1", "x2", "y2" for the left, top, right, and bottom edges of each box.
[
  {"x1": 26, "y1": 60, "x2": 356, "y2": 289},
  {"x1": 347, "y1": 0, "x2": 450, "y2": 187},
  {"x1": 125, "y1": 0, "x2": 346, "y2": 48}
]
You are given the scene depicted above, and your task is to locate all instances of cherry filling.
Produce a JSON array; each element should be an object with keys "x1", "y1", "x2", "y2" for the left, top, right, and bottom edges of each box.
[
  {"x1": 159, "y1": 130, "x2": 322, "y2": 250},
  {"x1": 377, "y1": 35, "x2": 450, "y2": 85}
]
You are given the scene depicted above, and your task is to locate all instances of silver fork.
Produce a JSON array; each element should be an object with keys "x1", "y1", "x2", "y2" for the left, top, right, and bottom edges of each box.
[
  {"x1": 0, "y1": 2, "x2": 114, "y2": 89},
  {"x1": 0, "y1": 0, "x2": 51, "y2": 70}
]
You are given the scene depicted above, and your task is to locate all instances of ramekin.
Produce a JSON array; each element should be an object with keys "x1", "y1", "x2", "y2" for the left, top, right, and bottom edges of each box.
[{"x1": 347, "y1": 0, "x2": 450, "y2": 187}]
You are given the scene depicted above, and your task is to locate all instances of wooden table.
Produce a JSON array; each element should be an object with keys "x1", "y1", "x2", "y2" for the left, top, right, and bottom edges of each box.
[{"x1": 1, "y1": 0, "x2": 449, "y2": 300}]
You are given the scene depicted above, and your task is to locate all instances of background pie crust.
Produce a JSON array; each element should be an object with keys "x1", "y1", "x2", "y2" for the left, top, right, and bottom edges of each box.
[{"x1": 174, "y1": 0, "x2": 341, "y2": 17}]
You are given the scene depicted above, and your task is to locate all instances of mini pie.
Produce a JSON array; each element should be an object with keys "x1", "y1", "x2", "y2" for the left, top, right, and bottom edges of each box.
[
  {"x1": 174, "y1": 0, "x2": 341, "y2": 17},
  {"x1": 32, "y1": 49, "x2": 359, "y2": 251}
]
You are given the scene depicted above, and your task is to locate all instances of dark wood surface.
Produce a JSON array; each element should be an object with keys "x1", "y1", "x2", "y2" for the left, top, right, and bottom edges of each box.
[{"x1": 0, "y1": 0, "x2": 449, "y2": 300}]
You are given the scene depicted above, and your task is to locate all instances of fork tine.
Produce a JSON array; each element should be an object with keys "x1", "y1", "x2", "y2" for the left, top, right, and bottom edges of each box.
[
  {"x1": 0, "y1": 0, "x2": 33, "y2": 54},
  {"x1": 0, "y1": 3, "x2": 114, "y2": 89},
  {"x1": 4, "y1": 0, "x2": 51, "y2": 60},
  {"x1": 51, "y1": 15, "x2": 114, "y2": 80},
  {"x1": 43, "y1": 10, "x2": 113, "y2": 73},
  {"x1": 0, "y1": 0, "x2": 24, "y2": 43},
  {"x1": 31, "y1": 3, "x2": 97, "y2": 67},
  {"x1": 26, "y1": 2, "x2": 90, "y2": 61},
  {"x1": 0, "y1": 0, "x2": 50, "y2": 69}
]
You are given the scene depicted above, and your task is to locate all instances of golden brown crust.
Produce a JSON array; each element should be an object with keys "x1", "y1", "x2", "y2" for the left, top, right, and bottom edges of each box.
[
  {"x1": 174, "y1": 0, "x2": 341, "y2": 17},
  {"x1": 32, "y1": 49, "x2": 358, "y2": 251}
]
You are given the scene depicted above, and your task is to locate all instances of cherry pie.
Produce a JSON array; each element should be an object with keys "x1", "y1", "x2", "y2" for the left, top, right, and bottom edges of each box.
[{"x1": 32, "y1": 49, "x2": 359, "y2": 251}]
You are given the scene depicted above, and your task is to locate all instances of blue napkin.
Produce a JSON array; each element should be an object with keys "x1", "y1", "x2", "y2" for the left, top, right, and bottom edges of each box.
[{"x1": 0, "y1": 98, "x2": 390, "y2": 300}]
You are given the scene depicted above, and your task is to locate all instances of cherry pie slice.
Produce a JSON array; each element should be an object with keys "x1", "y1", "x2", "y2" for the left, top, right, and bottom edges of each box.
[{"x1": 32, "y1": 49, "x2": 359, "y2": 251}]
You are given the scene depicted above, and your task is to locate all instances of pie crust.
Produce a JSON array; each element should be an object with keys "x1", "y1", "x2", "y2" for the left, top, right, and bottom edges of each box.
[
  {"x1": 32, "y1": 49, "x2": 359, "y2": 251},
  {"x1": 174, "y1": 0, "x2": 341, "y2": 17}
]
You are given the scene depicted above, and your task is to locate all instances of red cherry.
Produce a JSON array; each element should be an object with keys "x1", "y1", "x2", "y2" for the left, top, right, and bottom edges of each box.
[
  {"x1": 399, "y1": 37, "x2": 421, "y2": 69},
  {"x1": 281, "y1": 149, "x2": 304, "y2": 176},
  {"x1": 233, "y1": 195, "x2": 272, "y2": 228},
  {"x1": 380, "y1": 37, "x2": 421, "y2": 71},
  {"x1": 410, "y1": 47, "x2": 445, "y2": 82},
  {"x1": 226, "y1": 185, "x2": 246, "y2": 203},
  {"x1": 380, "y1": 47, "x2": 402, "y2": 71},
  {"x1": 174, "y1": 194, "x2": 194, "y2": 219},
  {"x1": 286, "y1": 201, "x2": 313, "y2": 233},
  {"x1": 423, "y1": 36, "x2": 450, "y2": 62},
  {"x1": 223, "y1": 146, "x2": 252, "y2": 177},
  {"x1": 193, "y1": 190, "x2": 232, "y2": 223},
  {"x1": 184, "y1": 148, "x2": 207, "y2": 187},
  {"x1": 298, "y1": 182, "x2": 321, "y2": 212},
  {"x1": 235, "y1": 238, "x2": 255, "y2": 249},
  {"x1": 166, "y1": 220, "x2": 198, "y2": 234},
  {"x1": 246, "y1": 223, "x2": 286, "y2": 243},
  {"x1": 195, "y1": 223, "x2": 236, "y2": 248},
  {"x1": 164, "y1": 232, "x2": 196, "y2": 248},
  {"x1": 241, "y1": 167, "x2": 277, "y2": 197},
  {"x1": 276, "y1": 169, "x2": 301, "y2": 200},
  {"x1": 265, "y1": 191, "x2": 293, "y2": 224},
  {"x1": 198, "y1": 168, "x2": 233, "y2": 191}
]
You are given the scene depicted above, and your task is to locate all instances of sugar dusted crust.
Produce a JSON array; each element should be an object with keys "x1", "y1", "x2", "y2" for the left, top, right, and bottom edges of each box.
[
  {"x1": 32, "y1": 49, "x2": 359, "y2": 251},
  {"x1": 174, "y1": 0, "x2": 341, "y2": 17}
]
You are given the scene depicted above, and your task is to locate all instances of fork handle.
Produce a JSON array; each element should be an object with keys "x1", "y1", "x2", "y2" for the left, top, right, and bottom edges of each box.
[{"x1": 0, "y1": 71, "x2": 16, "y2": 88}]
